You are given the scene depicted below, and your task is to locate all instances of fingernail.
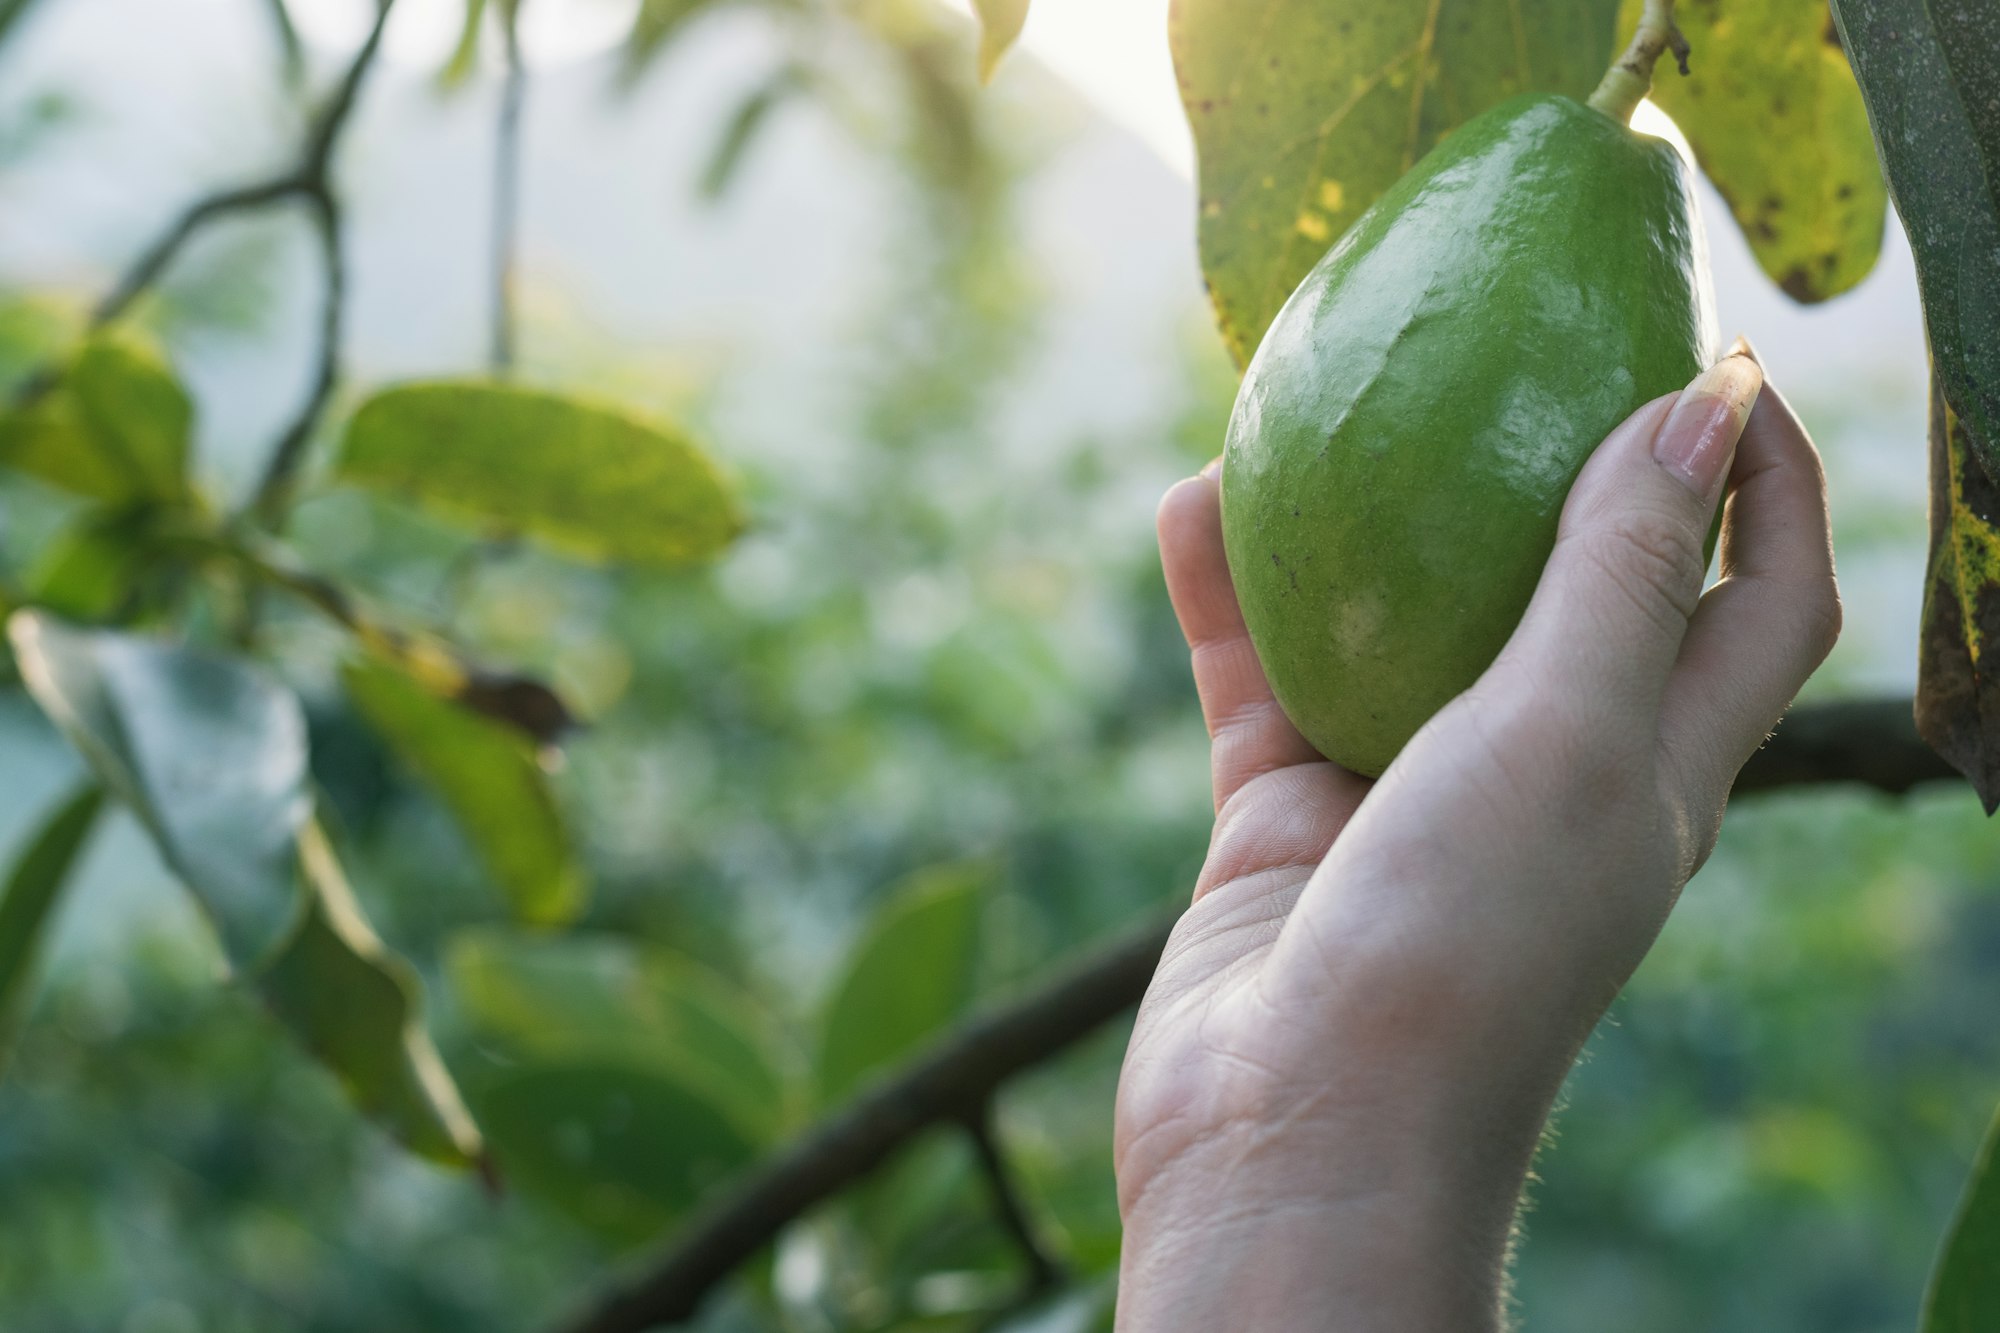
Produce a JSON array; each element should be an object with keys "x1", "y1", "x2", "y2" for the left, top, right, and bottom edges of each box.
[
  {"x1": 1200, "y1": 456, "x2": 1223, "y2": 481},
  {"x1": 1655, "y1": 355, "x2": 1764, "y2": 499},
  {"x1": 1723, "y1": 333, "x2": 1762, "y2": 367}
]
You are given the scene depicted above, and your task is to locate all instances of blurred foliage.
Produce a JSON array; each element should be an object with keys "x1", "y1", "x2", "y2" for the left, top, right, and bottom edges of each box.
[{"x1": 0, "y1": 1, "x2": 1994, "y2": 1331}]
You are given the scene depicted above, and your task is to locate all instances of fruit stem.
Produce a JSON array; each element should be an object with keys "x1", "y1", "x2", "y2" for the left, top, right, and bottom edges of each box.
[{"x1": 1586, "y1": 0, "x2": 1690, "y2": 125}]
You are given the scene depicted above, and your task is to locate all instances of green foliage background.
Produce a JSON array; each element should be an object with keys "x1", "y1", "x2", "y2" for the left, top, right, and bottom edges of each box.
[{"x1": 0, "y1": 1, "x2": 1995, "y2": 1331}]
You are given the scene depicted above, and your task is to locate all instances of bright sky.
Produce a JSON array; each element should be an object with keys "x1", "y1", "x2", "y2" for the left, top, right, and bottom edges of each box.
[{"x1": 285, "y1": 0, "x2": 1680, "y2": 183}]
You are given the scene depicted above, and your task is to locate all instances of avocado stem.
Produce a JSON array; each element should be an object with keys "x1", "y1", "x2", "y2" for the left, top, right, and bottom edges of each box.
[{"x1": 1586, "y1": 0, "x2": 1691, "y2": 125}]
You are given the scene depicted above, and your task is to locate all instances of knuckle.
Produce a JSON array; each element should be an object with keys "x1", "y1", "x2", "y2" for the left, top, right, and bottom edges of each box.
[
  {"x1": 1567, "y1": 510, "x2": 1706, "y2": 630},
  {"x1": 1803, "y1": 577, "x2": 1844, "y2": 661}
]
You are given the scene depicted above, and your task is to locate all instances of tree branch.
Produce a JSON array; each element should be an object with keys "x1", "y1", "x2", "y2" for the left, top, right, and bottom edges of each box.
[
  {"x1": 551, "y1": 694, "x2": 1965, "y2": 1333},
  {"x1": 1734, "y1": 697, "x2": 1956, "y2": 795},
  {"x1": 962, "y1": 1103, "x2": 1062, "y2": 1301},
  {"x1": 10, "y1": 0, "x2": 396, "y2": 412},
  {"x1": 250, "y1": 186, "x2": 343, "y2": 525},
  {"x1": 553, "y1": 915, "x2": 1170, "y2": 1333}
]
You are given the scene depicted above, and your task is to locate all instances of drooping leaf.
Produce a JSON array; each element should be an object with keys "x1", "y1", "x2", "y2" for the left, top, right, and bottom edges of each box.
[
  {"x1": 1923, "y1": 1097, "x2": 2000, "y2": 1331},
  {"x1": 973, "y1": 0, "x2": 1029, "y2": 83},
  {"x1": 259, "y1": 820, "x2": 483, "y2": 1164},
  {"x1": 1620, "y1": 0, "x2": 1885, "y2": 302},
  {"x1": 815, "y1": 862, "x2": 987, "y2": 1108},
  {"x1": 0, "y1": 786, "x2": 103, "y2": 1079},
  {"x1": 336, "y1": 380, "x2": 745, "y2": 568},
  {"x1": 477, "y1": 1059, "x2": 759, "y2": 1243},
  {"x1": 9, "y1": 611, "x2": 310, "y2": 965},
  {"x1": 447, "y1": 928, "x2": 793, "y2": 1140},
  {"x1": 1172, "y1": 0, "x2": 1623, "y2": 367},
  {"x1": 342, "y1": 658, "x2": 585, "y2": 926},
  {"x1": 0, "y1": 332, "x2": 192, "y2": 503},
  {"x1": 8, "y1": 612, "x2": 481, "y2": 1160},
  {"x1": 1832, "y1": 0, "x2": 2000, "y2": 479},
  {"x1": 1916, "y1": 381, "x2": 2000, "y2": 811}
]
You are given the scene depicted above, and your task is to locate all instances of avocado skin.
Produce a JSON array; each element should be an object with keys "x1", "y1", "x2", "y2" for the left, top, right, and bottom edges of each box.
[{"x1": 1221, "y1": 93, "x2": 1717, "y2": 778}]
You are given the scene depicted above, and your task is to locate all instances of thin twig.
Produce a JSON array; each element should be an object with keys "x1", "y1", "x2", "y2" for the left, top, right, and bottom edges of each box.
[
  {"x1": 491, "y1": 0, "x2": 525, "y2": 376},
  {"x1": 250, "y1": 186, "x2": 343, "y2": 525},
  {"x1": 551, "y1": 696, "x2": 1964, "y2": 1333},
  {"x1": 962, "y1": 1103, "x2": 1062, "y2": 1299}
]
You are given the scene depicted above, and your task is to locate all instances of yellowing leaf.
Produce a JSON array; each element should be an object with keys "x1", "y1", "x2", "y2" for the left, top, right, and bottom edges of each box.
[
  {"x1": 336, "y1": 380, "x2": 745, "y2": 568},
  {"x1": 1173, "y1": 0, "x2": 1622, "y2": 367},
  {"x1": 1918, "y1": 382, "x2": 2000, "y2": 811},
  {"x1": 343, "y1": 658, "x2": 585, "y2": 926},
  {"x1": 1623, "y1": 0, "x2": 1885, "y2": 302}
]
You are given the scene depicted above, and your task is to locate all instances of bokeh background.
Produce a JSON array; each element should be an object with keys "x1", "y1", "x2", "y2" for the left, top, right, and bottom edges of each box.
[{"x1": 0, "y1": 1, "x2": 1994, "y2": 1330}]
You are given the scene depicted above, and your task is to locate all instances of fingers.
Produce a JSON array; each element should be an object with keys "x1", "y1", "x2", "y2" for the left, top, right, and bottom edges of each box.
[
  {"x1": 1494, "y1": 355, "x2": 1763, "y2": 727},
  {"x1": 1158, "y1": 465, "x2": 1323, "y2": 809},
  {"x1": 1657, "y1": 378, "x2": 1842, "y2": 785}
]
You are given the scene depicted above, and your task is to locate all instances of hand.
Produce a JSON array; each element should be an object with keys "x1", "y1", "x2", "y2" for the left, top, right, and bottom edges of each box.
[{"x1": 1113, "y1": 353, "x2": 1841, "y2": 1331}]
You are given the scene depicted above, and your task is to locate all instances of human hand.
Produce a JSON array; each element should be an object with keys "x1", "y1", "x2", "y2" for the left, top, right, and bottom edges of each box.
[{"x1": 1113, "y1": 351, "x2": 1840, "y2": 1331}]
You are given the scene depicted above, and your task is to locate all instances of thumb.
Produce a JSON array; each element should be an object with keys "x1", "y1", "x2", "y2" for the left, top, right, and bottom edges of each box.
[{"x1": 1499, "y1": 354, "x2": 1764, "y2": 716}]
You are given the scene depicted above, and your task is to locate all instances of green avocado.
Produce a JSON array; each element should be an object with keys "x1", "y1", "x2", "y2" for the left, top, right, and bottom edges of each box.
[{"x1": 1221, "y1": 93, "x2": 1717, "y2": 778}]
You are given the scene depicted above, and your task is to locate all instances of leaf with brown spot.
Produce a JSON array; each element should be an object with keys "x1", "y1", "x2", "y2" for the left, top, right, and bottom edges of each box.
[
  {"x1": 1623, "y1": 0, "x2": 1885, "y2": 304},
  {"x1": 1917, "y1": 377, "x2": 2000, "y2": 812},
  {"x1": 1173, "y1": 0, "x2": 1623, "y2": 368}
]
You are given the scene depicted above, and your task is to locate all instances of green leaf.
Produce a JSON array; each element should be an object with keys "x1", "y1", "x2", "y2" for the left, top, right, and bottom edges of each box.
[
  {"x1": 1923, "y1": 1097, "x2": 2000, "y2": 1331},
  {"x1": 1832, "y1": 0, "x2": 2000, "y2": 479},
  {"x1": 9, "y1": 611, "x2": 309, "y2": 965},
  {"x1": 447, "y1": 928, "x2": 793, "y2": 1141},
  {"x1": 0, "y1": 332, "x2": 191, "y2": 503},
  {"x1": 1924, "y1": 0, "x2": 2000, "y2": 218},
  {"x1": 477, "y1": 1059, "x2": 759, "y2": 1243},
  {"x1": 973, "y1": 0, "x2": 1028, "y2": 83},
  {"x1": 335, "y1": 380, "x2": 745, "y2": 568},
  {"x1": 1173, "y1": 0, "x2": 1623, "y2": 368},
  {"x1": 24, "y1": 506, "x2": 156, "y2": 622},
  {"x1": 815, "y1": 863, "x2": 987, "y2": 1108},
  {"x1": 1619, "y1": 0, "x2": 1885, "y2": 302},
  {"x1": 0, "y1": 786, "x2": 103, "y2": 1080},
  {"x1": 8, "y1": 612, "x2": 481, "y2": 1161},
  {"x1": 343, "y1": 658, "x2": 585, "y2": 926},
  {"x1": 259, "y1": 820, "x2": 484, "y2": 1164},
  {"x1": 1916, "y1": 382, "x2": 2000, "y2": 810}
]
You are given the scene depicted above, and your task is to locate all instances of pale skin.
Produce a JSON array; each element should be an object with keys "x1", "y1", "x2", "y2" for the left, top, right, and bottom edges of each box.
[{"x1": 1114, "y1": 351, "x2": 1843, "y2": 1330}]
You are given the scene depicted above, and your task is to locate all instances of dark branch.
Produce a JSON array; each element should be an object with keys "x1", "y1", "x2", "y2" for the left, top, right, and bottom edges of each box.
[
  {"x1": 552, "y1": 694, "x2": 1965, "y2": 1333},
  {"x1": 553, "y1": 915, "x2": 1172, "y2": 1333},
  {"x1": 251, "y1": 188, "x2": 344, "y2": 525},
  {"x1": 491, "y1": 0, "x2": 525, "y2": 375},
  {"x1": 1735, "y1": 697, "x2": 1957, "y2": 795},
  {"x1": 10, "y1": 0, "x2": 395, "y2": 414},
  {"x1": 962, "y1": 1103, "x2": 1062, "y2": 1300}
]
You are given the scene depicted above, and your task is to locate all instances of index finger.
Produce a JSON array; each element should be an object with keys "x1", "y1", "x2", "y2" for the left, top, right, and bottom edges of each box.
[{"x1": 1158, "y1": 467, "x2": 1324, "y2": 808}]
